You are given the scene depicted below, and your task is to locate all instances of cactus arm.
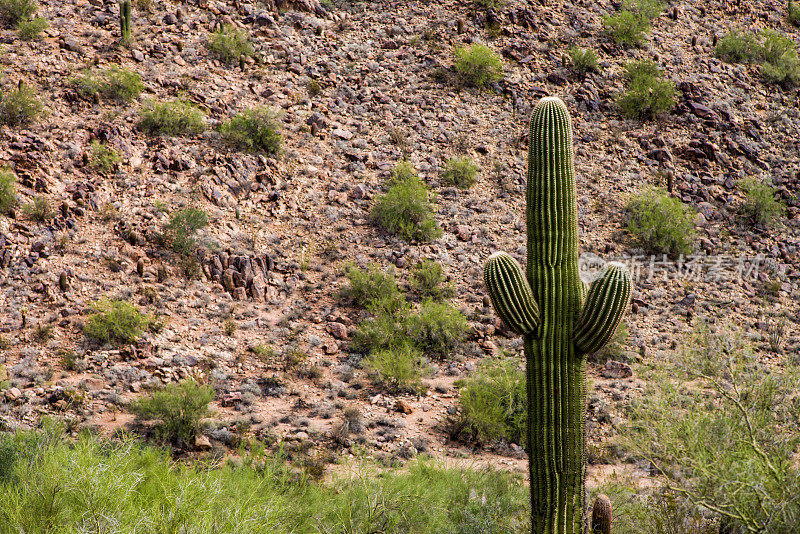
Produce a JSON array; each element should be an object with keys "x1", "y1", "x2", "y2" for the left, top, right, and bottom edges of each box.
[
  {"x1": 573, "y1": 262, "x2": 632, "y2": 355},
  {"x1": 483, "y1": 251, "x2": 540, "y2": 336}
]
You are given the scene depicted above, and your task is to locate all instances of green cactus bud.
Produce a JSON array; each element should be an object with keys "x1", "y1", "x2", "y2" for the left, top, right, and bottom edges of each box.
[{"x1": 483, "y1": 96, "x2": 632, "y2": 533}]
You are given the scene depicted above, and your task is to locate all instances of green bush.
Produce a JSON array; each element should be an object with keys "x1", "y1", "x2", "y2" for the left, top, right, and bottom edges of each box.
[
  {"x1": 162, "y1": 207, "x2": 208, "y2": 255},
  {"x1": 625, "y1": 322, "x2": 800, "y2": 533},
  {"x1": 16, "y1": 15, "x2": 46, "y2": 40},
  {"x1": 84, "y1": 298, "x2": 151, "y2": 345},
  {"x1": 759, "y1": 29, "x2": 795, "y2": 64},
  {"x1": 352, "y1": 311, "x2": 410, "y2": 355},
  {"x1": 90, "y1": 140, "x2": 120, "y2": 173},
  {"x1": 449, "y1": 358, "x2": 526, "y2": 446},
  {"x1": 101, "y1": 66, "x2": 143, "y2": 103},
  {"x1": 472, "y1": 0, "x2": 504, "y2": 8},
  {"x1": 0, "y1": 82, "x2": 43, "y2": 127},
  {"x1": 219, "y1": 108, "x2": 281, "y2": 154},
  {"x1": 618, "y1": 60, "x2": 676, "y2": 119},
  {"x1": 603, "y1": 10, "x2": 649, "y2": 47},
  {"x1": 364, "y1": 343, "x2": 425, "y2": 393},
  {"x1": 761, "y1": 51, "x2": 800, "y2": 86},
  {"x1": 716, "y1": 30, "x2": 800, "y2": 86},
  {"x1": 340, "y1": 263, "x2": 402, "y2": 310},
  {"x1": 372, "y1": 163, "x2": 441, "y2": 242},
  {"x1": 738, "y1": 177, "x2": 786, "y2": 226},
  {"x1": 568, "y1": 47, "x2": 600, "y2": 76},
  {"x1": 22, "y1": 195, "x2": 51, "y2": 221},
  {"x1": 453, "y1": 44, "x2": 503, "y2": 88},
  {"x1": 440, "y1": 156, "x2": 478, "y2": 189},
  {"x1": 715, "y1": 30, "x2": 761, "y2": 63},
  {"x1": 0, "y1": 427, "x2": 528, "y2": 533},
  {"x1": 790, "y1": 0, "x2": 800, "y2": 25},
  {"x1": 405, "y1": 300, "x2": 468, "y2": 359},
  {"x1": 206, "y1": 24, "x2": 254, "y2": 64},
  {"x1": 626, "y1": 187, "x2": 695, "y2": 255},
  {"x1": 410, "y1": 260, "x2": 454, "y2": 300},
  {"x1": 622, "y1": 0, "x2": 664, "y2": 20},
  {"x1": 129, "y1": 379, "x2": 214, "y2": 447},
  {"x1": 138, "y1": 99, "x2": 205, "y2": 136},
  {"x1": 0, "y1": 0, "x2": 36, "y2": 27},
  {"x1": 0, "y1": 169, "x2": 15, "y2": 215}
]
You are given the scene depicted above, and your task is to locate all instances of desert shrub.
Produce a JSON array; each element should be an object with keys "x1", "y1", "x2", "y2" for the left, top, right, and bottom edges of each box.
[
  {"x1": 0, "y1": 169, "x2": 15, "y2": 215},
  {"x1": 759, "y1": 29, "x2": 795, "y2": 64},
  {"x1": 625, "y1": 322, "x2": 800, "y2": 533},
  {"x1": 715, "y1": 30, "x2": 761, "y2": 63},
  {"x1": 453, "y1": 44, "x2": 503, "y2": 87},
  {"x1": 372, "y1": 163, "x2": 441, "y2": 242},
  {"x1": 618, "y1": 60, "x2": 676, "y2": 119},
  {"x1": 101, "y1": 66, "x2": 143, "y2": 103},
  {"x1": 90, "y1": 141, "x2": 120, "y2": 173},
  {"x1": 129, "y1": 379, "x2": 214, "y2": 446},
  {"x1": 440, "y1": 156, "x2": 478, "y2": 188},
  {"x1": 0, "y1": 0, "x2": 36, "y2": 27},
  {"x1": 761, "y1": 51, "x2": 800, "y2": 86},
  {"x1": 22, "y1": 196, "x2": 51, "y2": 221},
  {"x1": 603, "y1": 10, "x2": 649, "y2": 47},
  {"x1": 790, "y1": 0, "x2": 800, "y2": 25},
  {"x1": 16, "y1": 15, "x2": 46, "y2": 40},
  {"x1": 340, "y1": 263, "x2": 402, "y2": 311},
  {"x1": 138, "y1": 99, "x2": 205, "y2": 136},
  {"x1": 351, "y1": 311, "x2": 411, "y2": 355},
  {"x1": 625, "y1": 187, "x2": 695, "y2": 255},
  {"x1": 0, "y1": 82, "x2": 43, "y2": 127},
  {"x1": 206, "y1": 24, "x2": 254, "y2": 64},
  {"x1": 410, "y1": 260, "x2": 454, "y2": 300},
  {"x1": 622, "y1": 0, "x2": 664, "y2": 19},
  {"x1": 84, "y1": 298, "x2": 151, "y2": 345},
  {"x1": 405, "y1": 300, "x2": 468, "y2": 359},
  {"x1": 219, "y1": 108, "x2": 281, "y2": 154},
  {"x1": 568, "y1": 47, "x2": 600, "y2": 76},
  {"x1": 449, "y1": 358, "x2": 526, "y2": 446},
  {"x1": 162, "y1": 207, "x2": 208, "y2": 255},
  {"x1": 738, "y1": 177, "x2": 786, "y2": 227},
  {"x1": 364, "y1": 343, "x2": 425, "y2": 393},
  {"x1": 472, "y1": 0, "x2": 503, "y2": 8}
]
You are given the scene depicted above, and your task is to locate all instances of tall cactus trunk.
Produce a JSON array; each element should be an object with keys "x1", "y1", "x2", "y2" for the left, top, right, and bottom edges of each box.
[{"x1": 483, "y1": 97, "x2": 632, "y2": 534}]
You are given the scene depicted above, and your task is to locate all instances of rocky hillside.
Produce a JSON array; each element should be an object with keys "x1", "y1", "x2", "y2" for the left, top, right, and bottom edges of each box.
[{"x1": 0, "y1": 0, "x2": 798, "y2": 482}]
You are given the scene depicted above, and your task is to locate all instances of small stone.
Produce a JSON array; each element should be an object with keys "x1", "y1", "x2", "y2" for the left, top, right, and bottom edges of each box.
[
  {"x1": 195, "y1": 435, "x2": 212, "y2": 450},
  {"x1": 395, "y1": 400, "x2": 413, "y2": 414},
  {"x1": 326, "y1": 321, "x2": 348, "y2": 340}
]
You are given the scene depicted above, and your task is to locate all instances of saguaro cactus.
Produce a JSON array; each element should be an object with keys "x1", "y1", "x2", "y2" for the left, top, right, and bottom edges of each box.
[
  {"x1": 119, "y1": 0, "x2": 132, "y2": 42},
  {"x1": 483, "y1": 97, "x2": 632, "y2": 533}
]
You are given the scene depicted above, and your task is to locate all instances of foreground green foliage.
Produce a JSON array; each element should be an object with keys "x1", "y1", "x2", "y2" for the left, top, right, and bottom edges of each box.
[
  {"x1": 219, "y1": 108, "x2": 282, "y2": 154},
  {"x1": 625, "y1": 322, "x2": 800, "y2": 533},
  {"x1": 129, "y1": 380, "x2": 214, "y2": 447},
  {"x1": 340, "y1": 263, "x2": 403, "y2": 311},
  {"x1": 84, "y1": 298, "x2": 151, "y2": 345},
  {"x1": 71, "y1": 67, "x2": 143, "y2": 104},
  {"x1": 410, "y1": 260, "x2": 454, "y2": 300},
  {"x1": 138, "y1": 99, "x2": 205, "y2": 136},
  {"x1": 0, "y1": 0, "x2": 36, "y2": 27},
  {"x1": 626, "y1": 187, "x2": 695, "y2": 255},
  {"x1": 0, "y1": 169, "x2": 15, "y2": 215},
  {"x1": 207, "y1": 24, "x2": 254, "y2": 63},
  {"x1": 738, "y1": 177, "x2": 786, "y2": 227},
  {"x1": 364, "y1": 343, "x2": 425, "y2": 394},
  {"x1": 568, "y1": 47, "x2": 600, "y2": 76},
  {"x1": 453, "y1": 44, "x2": 503, "y2": 88},
  {"x1": 371, "y1": 162, "x2": 441, "y2": 242},
  {"x1": 441, "y1": 156, "x2": 479, "y2": 189},
  {"x1": 16, "y1": 15, "x2": 46, "y2": 40},
  {"x1": 405, "y1": 300, "x2": 468, "y2": 360},
  {"x1": 603, "y1": 0, "x2": 663, "y2": 47},
  {"x1": 618, "y1": 60, "x2": 676, "y2": 119},
  {"x1": 0, "y1": 82, "x2": 43, "y2": 127},
  {"x1": 716, "y1": 29, "x2": 800, "y2": 87},
  {"x1": 0, "y1": 425, "x2": 529, "y2": 533},
  {"x1": 162, "y1": 206, "x2": 208, "y2": 255},
  {"x1": 90, "y1": 140, "x2": 121, "y2": 173}
]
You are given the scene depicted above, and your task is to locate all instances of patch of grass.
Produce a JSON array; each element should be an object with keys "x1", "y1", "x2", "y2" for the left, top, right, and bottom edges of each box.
[
  {"x1": 625, "y1": 187, "x2": 695, "y2": 256},
  {"x1": 405, "y1": 300, "x2": 468, "y2": 360},
  {"x1": 449, "y1": 358, "x2": 526, "y2": 446},
  {"x1": 129, "y1": 379, "x2": 214, "y2": 447},
  {"x1": 371, "y1": 162, "x2": 441, "y2": 242},
  {"x1": 603, "y1": 10, "x2": 649, "y2": 47},
  {"x1": 622, "y1": 0, "x2": 664, "y2": 20},
  {"x1": 84, "y1": 298, "x2": 151, "y2": 346},
  {"x1": 0, "y1": 0, "x2": 37, "y2": 27},
  {"x1": 440, "y1": 156, "x2": 478, "y2": 189},
  {"x1": 364, "y1": 343, "x2": 425, "y2": 394},
  {"x1": 101, "y1": 66, "x2": 143, "y2": 103},
  {"x1": 22, "y1": 196, "x2": 52, "y2": 222},
  {"x1": 618, "y1": 60, "x2": 676, "y2": 119},
  {"x1": 715, "y1": 30, "x2": 761, "y2": 63},
  {"x1": 16, "y1": 15, "x2": 46, "y2": 40},
  {"x1": 206, "y1": 24, "x2": 254, "y2": 64},
  {"x1": 410, "y1": 260, "x2": 454, "y2": 301},
  {"x1": 738, "y1": 177, "x2": 786, "y2": 227},
  {"x1": 89, "y1": 140, "x2": 120, "y2": 173},
  {"x1": 162, "y1": 207, "x2": 208, "y2": 256},
  {"x1": 0, "y1": 82, "x2": 43, "y2": 127},
  {"x1": 0, "y1": 168, "x2": 16, "y2": 215},
  {"x1": 453, "y1": 44, "x2": 503, "y2": 88},
  {"x1": 716, "y1": 29, "x2": 800, "y2": 87},
  {"x1": 568, "y1": 47, "x2": 600, "y2": 76},
  {"x1": 790, "y1": 0, "x2": 800, "y2": 26},
  {"x1": 138, "y1": 99, "x2": 205, "y2": 136},
  {"x1": 219, "y1": 108, "x2": 281, "y2": 155}
]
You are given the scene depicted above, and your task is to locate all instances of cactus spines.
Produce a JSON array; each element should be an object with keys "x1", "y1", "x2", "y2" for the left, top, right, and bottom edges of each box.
[
  {"x1": 483, "y1": 96, "x2": 632, "y2": 534},
  {"x1": 119, "y1": 0, "x2": 132, "y2": 42},
  {"x1": 591, "y1": 494, "x2": 613, "y2": 534}
]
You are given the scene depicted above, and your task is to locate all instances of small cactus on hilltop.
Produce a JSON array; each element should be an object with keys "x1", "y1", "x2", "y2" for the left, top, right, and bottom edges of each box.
[
  {"x1": 483, "y1": 97, "x2": 632, "y2": 533},
  {"x1": 119, "y1": 0, "x2": 132, "y2": 42}
]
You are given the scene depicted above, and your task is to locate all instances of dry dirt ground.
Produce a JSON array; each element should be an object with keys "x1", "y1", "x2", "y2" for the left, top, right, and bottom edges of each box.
[{"x1": 1, "y1": 0, "x2": 799, "y2": 486}]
